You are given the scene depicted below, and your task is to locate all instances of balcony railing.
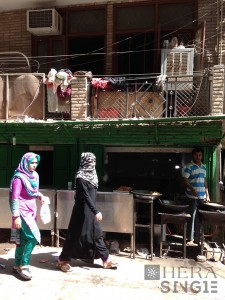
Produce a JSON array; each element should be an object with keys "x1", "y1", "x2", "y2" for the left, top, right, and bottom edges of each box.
[
  {"x1": 88, "y1": 73, "x2": 209, "y2": 120},
  {"x1": 0, "y1": 51, "x2": 216, "y2": 122},
  {"x1": 0, "y1": 72, "x2": 210, "y2": 122}
]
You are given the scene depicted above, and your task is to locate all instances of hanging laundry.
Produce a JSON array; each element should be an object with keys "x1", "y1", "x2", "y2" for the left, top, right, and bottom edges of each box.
[
  {"x1": 53, "y1": 71, "x2": 69, "y2": 94},
  {"x1": 57, "y1": 85, "x2": 72, "y2": 99},
  {"x1": 47, "y1": 88, "x2": 58, "y2": 113},
  {"x1": 45, "y1": 68, "x2": 73, "y2": 113},
  {"x1": 155, "y1": 75, "x2": 167, "y2": 91},
  {"x1": 56, "y1": 70, "x2": 72, "y2": 112},
  {"x1": 91, "y1": 78, "x2": 109, "y2": 98},
  {"x1": 44, "y1": 69, "x2": 58, "y2": 112},
  {"x1": 91, "y1": 78, "x2": 109, "y2": 90},
  {"x1": 103, "y1": 77, "x2": 126, "y2": 91}
]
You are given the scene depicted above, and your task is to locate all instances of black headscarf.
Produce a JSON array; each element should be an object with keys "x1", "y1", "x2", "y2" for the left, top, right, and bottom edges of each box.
[{"x1": 76, "y1": 152, "x2": 98, "y2": 188}]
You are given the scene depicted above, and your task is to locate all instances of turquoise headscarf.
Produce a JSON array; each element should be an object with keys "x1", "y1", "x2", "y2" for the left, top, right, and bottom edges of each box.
[{"x1": 10, "y1": 152, "x2": 40, "y2": 197}]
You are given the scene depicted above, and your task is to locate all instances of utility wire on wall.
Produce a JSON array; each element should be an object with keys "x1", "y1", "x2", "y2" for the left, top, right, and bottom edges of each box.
[
  {"x1": 0, "y1": 0, "x2": 221, "y2": 76},
  {"x1": 23, "y1": 1, "x2": 223, "y2": 70}
]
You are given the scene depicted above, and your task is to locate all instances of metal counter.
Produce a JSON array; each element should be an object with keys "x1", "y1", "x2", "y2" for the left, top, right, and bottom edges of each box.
[
  {"x1": 0, "y1": 188, "x2": 134, "y2": 250},
  {"x1": 56, "y1": 191, "x2": 134, "y2": 232},
  {"x1": 55, "y1": 190, "x2": 134, "y2": 248},
  {"x1": 0, "y1": 188, "x2": 12, "y2": 229},
  {"x1": 55, "y1": 190, "x2": 75, "y2": 247},
  {"x1": 96, "y1": 191, "x2": 133, "y2": 234},
  {"x1": 0, "y1": 188, "x2": 56, "y2": 237},
  {"x1": 97, "y1": 191, "x2": 134, "y2": 256},
  {"x1": 56, "y1": 190, "x2": 75, "y2": 230}
]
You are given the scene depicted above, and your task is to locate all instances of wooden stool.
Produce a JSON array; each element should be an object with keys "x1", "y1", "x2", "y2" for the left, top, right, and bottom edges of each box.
[{"x1": 159, "y1": 212, "x2": 191, "y2": 259}]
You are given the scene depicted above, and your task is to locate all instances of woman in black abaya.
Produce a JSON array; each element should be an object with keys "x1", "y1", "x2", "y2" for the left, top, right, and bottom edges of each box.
[{"x1": 57, "y1": 152, "x2": 117, "y2": 272}]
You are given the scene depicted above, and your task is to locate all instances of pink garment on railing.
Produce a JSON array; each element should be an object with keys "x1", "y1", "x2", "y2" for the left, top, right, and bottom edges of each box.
[
  {"x1": 91, "y1": 78, "x2": 109, "y2": 98},
  {"x1": 91, "y1": 78, "x2": 109, "y2": 90}
]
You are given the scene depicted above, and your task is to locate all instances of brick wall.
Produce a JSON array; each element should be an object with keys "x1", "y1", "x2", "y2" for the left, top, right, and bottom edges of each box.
[
  {"x1": 211, "y1": 64, "x2": 225, "y2": 115},
  {"x1": 210, "y1": 64, "x2": 225, "y2": 149},
  {"x1": 0, "y1": 10, "x2": 31, "y2": 56},
  {"x1": 0, "y1": 1, "x2": 223, "y2": 73},
  {"x1": 105, "y1": 3, "x2": 113, "y2": 75},
  {"x1": 198, "y1": 0, "x2": 225, "y2": 67},
  {"x1": 70, "y1": 76, "x2": 88, "y2": 120}
]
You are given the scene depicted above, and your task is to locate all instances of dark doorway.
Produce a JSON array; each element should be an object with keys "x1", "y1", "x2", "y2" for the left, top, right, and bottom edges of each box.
[{"x1": 35, "y1": 150, "x2": 53, "y2": 188}]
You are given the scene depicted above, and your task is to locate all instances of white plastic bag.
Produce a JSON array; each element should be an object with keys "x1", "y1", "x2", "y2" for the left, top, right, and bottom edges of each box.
[{"x1": 40, "y1": 203, "x2": 51, "y2": 224}]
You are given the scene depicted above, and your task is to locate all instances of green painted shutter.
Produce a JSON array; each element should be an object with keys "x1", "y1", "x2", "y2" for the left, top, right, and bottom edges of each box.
[
  {"x1": 54, "y1": 146, "x2": 69, "y2": 189},
  {"x1": 0, "y1": 145, "x2": 28, "y2": 187},
  {"x1": 89, "y1": 145, "x2": 104, "y2": 188}
]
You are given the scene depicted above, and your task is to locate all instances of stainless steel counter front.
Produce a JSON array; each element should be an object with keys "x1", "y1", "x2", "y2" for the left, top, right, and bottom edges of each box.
[
  {"x1": 55, "y1": 190, "x2": 75, "y2": 247},
  {"x1": 96, "y1": 192, "x2": 134, "y2": 257},
  {"x1": 96, "y1": 192, "x2": 133, "y2": 234},
  {"x1": 55, "y1": 191, "x2": 134, "y2": 248},
  {"x1": 56, "y1": 191, "x2": 134, "y2": 233},
  {"x1": 56, "y1": 190, "x2": 75, "y2": 230},
  {"x1": 0, "y1": 188, "x2": 56, "y2": 233},
  {"x1": 0, "y1": 189, "x2": 134, "y2": 250},
  {"x1": 0, "y1": 188, "x2": 12, "y2": 229}
]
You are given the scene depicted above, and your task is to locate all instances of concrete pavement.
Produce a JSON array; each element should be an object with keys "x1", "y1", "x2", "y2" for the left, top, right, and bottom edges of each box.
[{"x1": 0, "y1": 243, "x2": 224, "y2": 300}]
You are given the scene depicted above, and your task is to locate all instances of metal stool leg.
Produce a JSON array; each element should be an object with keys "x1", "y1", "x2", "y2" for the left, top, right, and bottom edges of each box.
[
  {"x1": 200, "y1": 224, "x2": 204, "y2": 255},
  {"x1": 130, "y1": 233, "x2": 133, "y2": 258},
  {"x1": 133, "y1": 211, "x2": 136, "y2": 259},
  {"x1": 183, "y1": 222, "x2": 187, "y2": 259},
  {"x1": 150, "y1": 201, "x2": 153, "y2": 260},
  {"x1": 160, "y1": 219, "x2": 164, "y2": 257}
]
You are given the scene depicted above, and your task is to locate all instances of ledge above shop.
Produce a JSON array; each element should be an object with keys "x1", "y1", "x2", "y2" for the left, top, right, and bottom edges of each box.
[{"x1": 0, "y1": 115, "x2": 224, "y2": 147}]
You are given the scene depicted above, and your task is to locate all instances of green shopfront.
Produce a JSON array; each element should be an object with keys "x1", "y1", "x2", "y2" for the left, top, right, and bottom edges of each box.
[{"x1": 0, "y1": 116, "x2": 223, "y2": 202}]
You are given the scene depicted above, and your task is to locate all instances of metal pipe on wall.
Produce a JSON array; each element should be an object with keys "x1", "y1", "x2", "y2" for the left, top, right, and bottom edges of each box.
[
  {"x1": 217, "y1": 0, "x2": 223, "y2": 65},
  {"x1": 5, "y1": 75, "x2": 9, "y2": 120}
]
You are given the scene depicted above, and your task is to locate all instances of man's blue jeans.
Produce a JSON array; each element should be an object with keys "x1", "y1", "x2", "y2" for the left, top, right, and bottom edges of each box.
[{"x1": 185, "y1": 197, "x2": 206, "y2": 241}]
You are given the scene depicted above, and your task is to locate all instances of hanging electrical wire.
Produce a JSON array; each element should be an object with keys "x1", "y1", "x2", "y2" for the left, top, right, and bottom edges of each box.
[{"x1": 0, "y1": 0, "x2": 221, "y2": 76}]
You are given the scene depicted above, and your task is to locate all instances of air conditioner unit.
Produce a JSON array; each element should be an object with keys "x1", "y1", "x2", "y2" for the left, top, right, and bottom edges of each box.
[
  {"x1": 161, "y1": 48, "x2": 194, "y2": 90},
  {"x1": 27, "y1": 8, "x2": 62, "y2": 36}
]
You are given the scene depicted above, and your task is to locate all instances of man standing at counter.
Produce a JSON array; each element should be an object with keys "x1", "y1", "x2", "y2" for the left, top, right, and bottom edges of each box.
[{"x1": 182, "y1": 147, "x2": 210, "y2": 246}]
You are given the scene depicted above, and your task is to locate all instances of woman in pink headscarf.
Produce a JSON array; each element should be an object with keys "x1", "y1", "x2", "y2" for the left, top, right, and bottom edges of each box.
[{"x1": 9, "y1": 152, "x2": 48, "y2": 280}]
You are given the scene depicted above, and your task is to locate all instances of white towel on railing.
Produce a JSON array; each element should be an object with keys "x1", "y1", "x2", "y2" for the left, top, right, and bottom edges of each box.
[{"x1": 156, "y1": 75, "x2": 167, "y2": 91}]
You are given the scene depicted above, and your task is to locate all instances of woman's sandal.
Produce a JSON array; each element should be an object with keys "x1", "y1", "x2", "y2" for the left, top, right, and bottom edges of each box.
[
  {"x1": 12, "y1": 266, "x2": 19, "y2": 273},
  {"x1": 103, "y1": 260, "x2": 118, "y2": 270},
  {"x1": 56, "y1": 261, "x2": 73, "y2": 273},
  {"x1": 16, "y1": 266, "x2": 32, "y2": 280}
]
